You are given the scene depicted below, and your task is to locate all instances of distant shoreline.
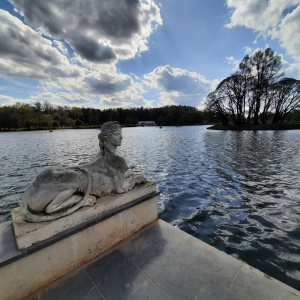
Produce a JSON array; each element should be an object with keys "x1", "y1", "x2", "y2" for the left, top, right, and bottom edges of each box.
[
  {"x1": 0, "y1": 126, "x2": 97, "y2": 132},
  {"x1": 207, "y1": 123, "x2": 300, "y2": 130},
  {"x1": 2, "y1": 123, "x2": 300, "y2": 132},
  {"x1": 0, "y1": 124, "x2": 210, "y2": 132}
]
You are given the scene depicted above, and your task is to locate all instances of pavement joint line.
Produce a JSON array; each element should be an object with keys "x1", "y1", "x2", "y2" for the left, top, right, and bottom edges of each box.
[
  {"x1": 125, "y1": 276, "x2": 147, "y2": 299},
  {"x1": 229, "y1": 262, "x2": 243, "y2": 291},
  {"x1": 84, "y1": 268, "x2": 104, "y2": 300},
  {"x1": 194, "y1": 278, "x2": 210, "y2": 300}
]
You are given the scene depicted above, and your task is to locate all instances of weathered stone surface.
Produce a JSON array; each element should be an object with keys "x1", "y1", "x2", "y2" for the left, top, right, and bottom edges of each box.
[
  {"x1": 0, "y1": 237, "x2": 75, "y2": 300},
  {"x1": 12, "y1": 181, "x2": 156, "y2": 250},
  {"x1": 123, "y1": 197, "x2": 158, "y2": 237},
  {"x1": 72, "y1": 213, "x2": 124, "y2": 268}
]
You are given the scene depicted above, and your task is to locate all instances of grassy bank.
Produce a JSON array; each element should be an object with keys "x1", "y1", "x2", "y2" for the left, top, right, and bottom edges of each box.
[{"x1": 207, "y1": 123, "x2": 300, "y2": 130}]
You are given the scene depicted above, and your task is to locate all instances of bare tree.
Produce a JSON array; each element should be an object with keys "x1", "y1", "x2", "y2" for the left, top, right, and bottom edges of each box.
[
  {"x1": 214, "y1": 73, "x2": 250, "y2": 124},
  {"x1": 270, "y1": 78, "x2": 300, "y2": 123},
  {"x1": 205, "y1": 91, "x2": 230, "y2": 125},
  {"x1": 239, "y1": 48, "x2": 283, "y2": 124}
]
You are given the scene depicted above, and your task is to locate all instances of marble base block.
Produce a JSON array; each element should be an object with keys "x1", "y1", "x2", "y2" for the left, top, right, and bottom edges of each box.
[
  {"x1": 0, "y1": 182, "x2": 158, "y2": 300},
  {"x1": 12, "y1": 181, "x2": 157, "y2": 250}
]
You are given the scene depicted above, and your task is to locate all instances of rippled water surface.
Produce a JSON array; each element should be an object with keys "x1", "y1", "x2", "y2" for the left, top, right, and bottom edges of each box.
[{"x1": 1, "y1": 126, "x2": 300, "y2": 290}]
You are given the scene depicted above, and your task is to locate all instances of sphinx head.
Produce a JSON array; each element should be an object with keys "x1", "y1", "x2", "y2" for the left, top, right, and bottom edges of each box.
[{"x1": 98, "y1": 121, "x2": 122, "y2": 155}]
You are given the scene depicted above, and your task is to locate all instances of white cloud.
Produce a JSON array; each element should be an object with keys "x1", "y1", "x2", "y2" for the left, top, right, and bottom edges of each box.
[
  {"x1": 276, "y1": 5, "x2": 300, "y2": 64},
  {"x1": 227, "y1": 0, "x2": 278, "y2": 32},
  {"x1": 243, "y1": 46, "x2": 252, "y2": 54},
  {"x1": 0, "y1": 10, "x2": 81, "y2": 79},
  {"x1": 144, "y1": 65, "x2": 215, "y2": 108},
  {"x1": 282, "y1": 62, "x2": 300, "y2": 79},
  {"x1": 226, "y1": 56, "x2": 240, "y2": 70},
  {"x1": 100, "y1": 91, "x2": 146, "y2": 108},
  {"x1": 9, "y1": 0, "x2": 162, "y2": 62},
  {"x1": 99, "y1": 78, "x2": 148, "y2": 107},
  {"x1": 226, "y1": 0, "x2": 300, "y2": 78},
  {"x1": 0, "y1": 7, "x2": 156, "y2": 108},
  {"x1": 28, "y1": 65, "x2": 149, "y2": 108},
  {"x1": 0, "y1": 94, "x2": 35, "y2": 106},
  {"x1": 31, "y1": 92, "x2": 92, "y2": 105},
  {"x1": 53, "y1": 41, "x2": 69, "y2": 56}
]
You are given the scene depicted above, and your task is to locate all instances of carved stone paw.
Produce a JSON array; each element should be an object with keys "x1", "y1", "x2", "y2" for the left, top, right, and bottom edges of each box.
[
  {"x1": 83, "y1": 195, "x2": 96, "y2": 207},
  {"x1": 135, "y1": 174, "x2": 147, "y2": 184}
]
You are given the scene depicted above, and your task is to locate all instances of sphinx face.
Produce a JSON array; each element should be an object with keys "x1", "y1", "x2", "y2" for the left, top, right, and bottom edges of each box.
[{"x1": 107, "y1": 128, "x2": 123, "y2": 147}]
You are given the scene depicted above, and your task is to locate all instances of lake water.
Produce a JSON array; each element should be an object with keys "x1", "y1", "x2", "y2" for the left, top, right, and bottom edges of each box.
[{"x1": 0, "y1": 126, "x2": 299, "y2": 290}]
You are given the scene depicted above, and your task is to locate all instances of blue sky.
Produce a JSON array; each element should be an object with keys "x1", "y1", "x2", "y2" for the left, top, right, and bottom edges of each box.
[{"x1": 0, "y1": 0, "x2": 299, "y2": 109}]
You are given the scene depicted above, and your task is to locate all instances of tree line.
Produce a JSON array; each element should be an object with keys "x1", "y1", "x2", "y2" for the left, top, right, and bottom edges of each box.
[
  {"x1": 205, "y1": 48, "x2": 300, "y2": 126},
  {"x1": 0, "y1": 102, "x2": 218, "y2": 130}
]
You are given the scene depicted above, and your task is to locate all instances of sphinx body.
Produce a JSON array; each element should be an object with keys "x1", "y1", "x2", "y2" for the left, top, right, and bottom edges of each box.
[
  {"x1": 19, "y1": 122, "x2": 146, "y2": 222},
  {"x1": 20, "y1": 153, "x2": 146, "y2": 222}
]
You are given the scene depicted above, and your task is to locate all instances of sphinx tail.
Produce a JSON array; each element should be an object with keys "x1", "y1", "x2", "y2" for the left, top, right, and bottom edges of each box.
[{"x1": 20, "y1": 167, "x2": 92, "y2": 223}]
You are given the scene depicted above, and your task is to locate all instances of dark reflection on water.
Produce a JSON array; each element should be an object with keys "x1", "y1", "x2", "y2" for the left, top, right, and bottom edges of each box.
[
  {"x1": 0, "y1": 127, "x2": 299, "y2": 290},
  {"x1": 176, "y1": 129, "x2": 300, "y2": 291}
]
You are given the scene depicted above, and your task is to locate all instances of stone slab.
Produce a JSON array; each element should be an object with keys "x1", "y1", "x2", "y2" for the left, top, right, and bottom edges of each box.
[
  {"x1": 28, "y1": 219, "x2": 300, "y2": 300},
  {"x1": 12, "y1": 181, "x2": 156, "y2": 249},
  {"x1": 28, "y1": 268, "x2": 103, "y2": 300},
  {"x1": 0, "y1": 222, "x2": 24, "y2": 266}
]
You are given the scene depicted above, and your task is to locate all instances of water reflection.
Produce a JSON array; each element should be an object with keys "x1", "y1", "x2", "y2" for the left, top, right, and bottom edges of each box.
[
  {"x1": 178, "y1": 129, "x2": 300, "y2": 290},
  {"x1": 0, "y1": 127, "x2": 299, "y2": 289}
]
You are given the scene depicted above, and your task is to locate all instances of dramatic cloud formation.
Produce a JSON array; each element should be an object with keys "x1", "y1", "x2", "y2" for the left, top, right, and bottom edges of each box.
[
  {"x1": 144, "y1": 65, "x2": 216, "y2": 107},
  {"x1": 85, "y1": 75, "x2": 132, "y2": 95},
  {"x1": 0, "y1": 10, "x2": 81, "y2": 79},
  {"x1": 226, "y1": 0, "x2": 300, "y2": 77},
  {"x1": 0, "y1": 1, "x2": 163, "y2": 108},
  {"x1": 9, "y1": 0, "x2": 162, "y2": 62},
  {"x1": 99, "y1": 87, "x2": 147, "y2": 107},
  {"x1": 1, "y1": 1, "x2": 296, "y2": 109}
]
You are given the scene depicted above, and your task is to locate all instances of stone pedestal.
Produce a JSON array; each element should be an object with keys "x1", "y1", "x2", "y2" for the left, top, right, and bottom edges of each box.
[
  {"x1": 12, "y1": 181, "x2": 157, "y2": 250},
  {"x1": 0, "y1": 181, "x2": 158, "y2": 300}
]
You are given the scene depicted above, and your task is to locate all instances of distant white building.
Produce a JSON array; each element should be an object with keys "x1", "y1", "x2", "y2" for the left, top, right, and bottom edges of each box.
[{"x1": 137, "y1": 121, "x2": 157, "y2": 126}]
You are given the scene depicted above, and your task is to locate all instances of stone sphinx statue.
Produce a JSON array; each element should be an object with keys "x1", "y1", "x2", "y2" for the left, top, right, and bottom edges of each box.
[{"x1": 20, "y1": 121, "x2": 146, "y2": 222}]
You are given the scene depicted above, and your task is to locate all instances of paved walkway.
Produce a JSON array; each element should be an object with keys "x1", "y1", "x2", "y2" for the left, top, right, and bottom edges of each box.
[{"x1": 27, "y1": 219, "x2": 300, "y2": 300}]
